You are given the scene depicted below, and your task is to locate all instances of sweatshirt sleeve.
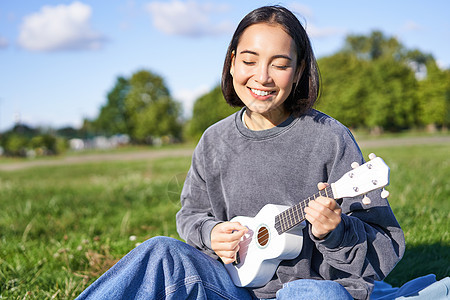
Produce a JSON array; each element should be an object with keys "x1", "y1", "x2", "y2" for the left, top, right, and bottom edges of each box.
[
  {"x1": 309, "y1": 127, "x2": 405, "y2": 284},
  {"x1": 176, "y1": 138, "x2": 221, "y2": 258}
]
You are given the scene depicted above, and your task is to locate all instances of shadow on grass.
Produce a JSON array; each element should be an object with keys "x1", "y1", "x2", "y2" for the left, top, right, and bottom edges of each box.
[{"x1": 385, "y1": 242, "x2": 450, "y2": 287}]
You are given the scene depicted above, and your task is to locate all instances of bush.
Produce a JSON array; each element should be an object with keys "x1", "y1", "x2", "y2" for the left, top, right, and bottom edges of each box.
[
  {"x1": 1, "y1": 133, "x2": 67, "y2": 157},
  {"x1": 3, "y1": 134, "x2": 28, "y2": 157}
]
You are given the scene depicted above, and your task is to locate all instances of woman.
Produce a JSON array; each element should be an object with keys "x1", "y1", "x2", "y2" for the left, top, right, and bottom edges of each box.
[{"x1": 77, "y1": 6, "x2": 404, "y2": 300}]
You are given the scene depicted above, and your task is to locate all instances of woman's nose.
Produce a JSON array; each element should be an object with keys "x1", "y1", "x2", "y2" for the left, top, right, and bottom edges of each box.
[{"x1": 255, "y1": 65, "x2": 272, "y2": 84}]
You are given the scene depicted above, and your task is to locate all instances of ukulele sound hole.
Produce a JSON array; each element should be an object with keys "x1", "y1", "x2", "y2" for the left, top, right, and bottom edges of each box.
[{"x1": 257, "y1": 226, "x2": 269, "y2": 247}]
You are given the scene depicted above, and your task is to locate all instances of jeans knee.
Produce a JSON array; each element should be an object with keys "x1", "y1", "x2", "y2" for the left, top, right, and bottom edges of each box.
[
  {"x1": 138, "y1": 236, "x2": 181, "y2": 254},
  {"x1": 277, "y1": 279, "x2": 352, "y2": 300},
  {"x1": 147, "y1": 236, "x2": 178, "y2": 246}
]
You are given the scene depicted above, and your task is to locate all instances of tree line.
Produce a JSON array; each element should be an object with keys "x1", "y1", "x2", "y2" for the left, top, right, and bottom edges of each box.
[
  {"x1": 1, "y1": 31, "x2": 449, "y2": 156},
  {"x1": 316, "y1": 31, "x2": 449, "y2": 134},
  {"x1": 90, "y1": 31, "x2": 449, "y2": 143}
]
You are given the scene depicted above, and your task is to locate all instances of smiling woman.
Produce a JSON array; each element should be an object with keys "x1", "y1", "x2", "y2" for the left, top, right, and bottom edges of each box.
[
  {"x1": 222, "y1": 6, "x2": 319, "y2": 124},
  {"x1": 75, "y1": 5, "x2": 404, "y2": 300},
  {"x1": 229, "y1": 23, "x2": 301, "y2": 130}
]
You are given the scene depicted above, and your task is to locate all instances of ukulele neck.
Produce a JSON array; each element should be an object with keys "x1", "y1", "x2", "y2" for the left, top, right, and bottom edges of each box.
[{"x1": 274, "y1": 186, "x2": 334, "y2": 235}]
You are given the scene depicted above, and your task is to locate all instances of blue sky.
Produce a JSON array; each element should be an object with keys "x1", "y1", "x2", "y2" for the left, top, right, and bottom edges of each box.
[{"x1": 0, "y1": 0, "x2": 449, "y2": 132}]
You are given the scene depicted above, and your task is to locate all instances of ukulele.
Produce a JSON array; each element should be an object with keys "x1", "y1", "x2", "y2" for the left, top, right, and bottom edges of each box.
[{"x1": 224, "y1": 153, "x2": 390, "y2": 287}]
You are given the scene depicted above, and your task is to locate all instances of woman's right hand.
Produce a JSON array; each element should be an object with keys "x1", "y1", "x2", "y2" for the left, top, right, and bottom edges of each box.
[{"x1": 211, "y1": 222, "x2": 248, "y2": 264}]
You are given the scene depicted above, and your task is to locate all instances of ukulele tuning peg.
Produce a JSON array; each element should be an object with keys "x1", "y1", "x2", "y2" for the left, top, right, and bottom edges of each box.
[
  {"x1": 351, "y1": 162, "x2": 360, "y2": 169},
  {"x1": 362, "y1": 195, "x2": 371, "y2": 205},
  {"x1": 368, "y1": 153, "x2": 377, "y2": 160},
  {"x1": 381, "y1": 189, "x2": 390, "y2": 199}
]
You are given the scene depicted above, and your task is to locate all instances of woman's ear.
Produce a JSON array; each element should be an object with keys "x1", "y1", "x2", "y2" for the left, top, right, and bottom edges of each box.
[{"x1": 230, "y1": 50, "x2": 236, "y2": 77}]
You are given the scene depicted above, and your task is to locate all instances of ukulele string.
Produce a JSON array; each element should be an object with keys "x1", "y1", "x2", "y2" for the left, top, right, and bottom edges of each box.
[
  {"x1": 275, "y1": 190, "x2": 324, "y2": 233},
  {"x1": 237, "y1": 198, "x2": 310, "y2": 249},
  {"x1": 274, "y1": 187, "x2": 333, "y2": 235},
  {"x1": 235, "y1": 196, "x2": 312, "y2": 249},
  {"x1": 238, "y1": 186, "x2": 333, "y2": 248}
]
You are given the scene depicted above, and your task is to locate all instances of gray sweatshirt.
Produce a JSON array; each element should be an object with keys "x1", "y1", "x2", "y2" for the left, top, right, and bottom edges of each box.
[{"x1": 176, "y1": 109, "x2": 405, "y2": 299}]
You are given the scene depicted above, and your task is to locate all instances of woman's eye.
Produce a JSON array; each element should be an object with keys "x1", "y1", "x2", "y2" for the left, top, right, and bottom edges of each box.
[
  {"x1": 243, "y1": 61, "x2": 255, "y2": 66},
  {"x1": 273, "y1": 65, "x2": 289, "y2": 70}
]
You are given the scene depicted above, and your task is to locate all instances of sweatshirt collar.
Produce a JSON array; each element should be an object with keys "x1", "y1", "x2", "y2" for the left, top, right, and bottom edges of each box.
[{"x1": 235, "y1": 108, "x2": 298, "y2": 140}]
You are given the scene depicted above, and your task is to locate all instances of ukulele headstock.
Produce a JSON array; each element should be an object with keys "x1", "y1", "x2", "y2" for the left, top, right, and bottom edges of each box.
[{"x1": 331, "y1": 153, "x2": 390, "y2": 204}]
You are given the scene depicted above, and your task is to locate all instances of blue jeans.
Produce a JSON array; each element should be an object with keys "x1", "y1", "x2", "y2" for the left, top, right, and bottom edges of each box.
[{"x1": 76, "y1": 237, "x2": 352, "y2": 300}]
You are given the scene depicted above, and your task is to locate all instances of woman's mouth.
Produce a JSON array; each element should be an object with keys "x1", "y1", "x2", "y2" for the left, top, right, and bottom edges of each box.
[{"x1": 249, "y1": 88, "x2": 274, "y2": 97}]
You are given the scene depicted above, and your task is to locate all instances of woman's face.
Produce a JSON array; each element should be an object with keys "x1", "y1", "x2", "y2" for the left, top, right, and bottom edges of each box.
[{"x1": 230, "y1": 23, "x2": 300, "y2": 118}]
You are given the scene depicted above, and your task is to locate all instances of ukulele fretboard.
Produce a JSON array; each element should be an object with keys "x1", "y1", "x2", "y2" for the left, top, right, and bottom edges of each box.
[{"x1": 274, "y1": 186, "x2": 334, "y2": 235}]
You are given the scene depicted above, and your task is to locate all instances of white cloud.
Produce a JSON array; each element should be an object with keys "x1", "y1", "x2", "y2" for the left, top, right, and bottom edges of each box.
[
  {"x1": 145, "y1": 0, "x2": 233, "y2": 37},
  {"x1": 18, "y1": 1, "x2": 107, "y2": 51},
  {"x1": 174, "y1": 85, "x2": 210, "y2": 117},
  {"x1": 0, "y1": 36, "x2": 8, "y2": 49}
]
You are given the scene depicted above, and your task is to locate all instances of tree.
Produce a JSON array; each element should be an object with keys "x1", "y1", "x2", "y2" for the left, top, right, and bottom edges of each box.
[
  {"x1": 0, "y1": 124, "x2": 67, "y2": 157},
  {"x1": 94, "y1": 76, "x2": 130, "y2": 135},
  {"x1": 318, "y1": 31, "x2": 421, "y2": 132},
  {"x1": 133, "y1": 96, "x2": 182, "y2": 143},
  {"x1": 3, "y1": 134, "x2": 28, "y2": 156},
  {"x1": 90, "y1": 69, "x2": 183, "y2": 144},
  {"x1": 124, "y1": 70, "x2": 182, "y2": 143},
  {"x1": 187, "y1": 85, "x2": 239, "y2": 140},
  {"x1": 56, "y1": 126, "x2": 83, "y2": 139},
  {"x1": 344, "y1": 31, "x2": 403, "y2": 61},
  {"x1": 317, "y1": 53, "x2": 369, "y2": 128},
  {"x1": 417, "y1": 60, "x2": 449, "y2": 130},
  {"x1": 363, "y1": 57, "x2": 418, "y2": 131}
]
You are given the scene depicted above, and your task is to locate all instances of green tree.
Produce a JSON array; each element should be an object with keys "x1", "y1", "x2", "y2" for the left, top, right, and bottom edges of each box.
[
  {"x1": 30, "y1": 134, "x2": 56, "y2": 153},
  {"x1": 317, "y1": 53, "x2": 369, "y2": 128},
  {"x1": 187, "y1": 85, "x2": 239, "y2": 140},
  {"x1": 3, "y1": 134, "x2": 28, "y2": 156},
  {"x1": 417, "y1": 60, "x2": 449, "y2": 130},
  {"x1": 94, "y1": 76, "x2": 130, "y2": 135},
  {"x1": 90, "y1": 69, "x2": 183, "y2": 144},
  {"x1": 29, "y1": 134, "x2": 67, "y2": 155},
  {"x1": 445, "y1": 69, "x2": 450, "y2": 128},
  {"x1": 133, "y1": 97, "x2": 182, "y2": 143},
  {"x1": 125, "y1": 70, "x2": 182, "y2": 143},
  {"x1": 344, "y1": 30, "x2": 403, "y2": 61},
  {"x1": 318, "y1": 31, "x2": 423, "y2": 132},
  {"x1": 364, "y1": 57, "x2": 418, "y2": 131}
]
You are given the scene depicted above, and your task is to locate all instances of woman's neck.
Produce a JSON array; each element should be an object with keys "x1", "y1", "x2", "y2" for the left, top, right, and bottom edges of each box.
[{"x1": 243, "y1": 107, "x2": 290, "y2": 131}]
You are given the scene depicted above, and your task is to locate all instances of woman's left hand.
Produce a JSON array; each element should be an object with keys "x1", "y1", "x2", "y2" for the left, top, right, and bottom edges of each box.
[{"x1": 304, "y1": 182, "x2": 342, "y2": 239}]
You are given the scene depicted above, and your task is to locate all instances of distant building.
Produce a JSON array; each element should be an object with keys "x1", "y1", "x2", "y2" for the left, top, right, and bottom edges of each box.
[{"x1": 69, "y1": 134, "x2": 130, "y2": 151}]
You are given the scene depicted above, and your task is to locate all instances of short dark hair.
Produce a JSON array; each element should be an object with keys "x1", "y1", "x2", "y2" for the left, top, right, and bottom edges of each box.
[{"x1": 221, "y1": 5, "x2": 320, "y2": 117}]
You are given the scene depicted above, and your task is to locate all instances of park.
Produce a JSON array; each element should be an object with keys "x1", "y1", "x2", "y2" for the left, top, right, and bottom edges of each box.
[
  {"x1": 1, "y1": 3, "x2": 449, "y2": 298},
  {"x1": 0, "y1": 135, "x2": 449, "y2": 298}
]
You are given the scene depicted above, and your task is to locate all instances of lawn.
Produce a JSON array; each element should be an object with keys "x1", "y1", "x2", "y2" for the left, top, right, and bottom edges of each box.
[{"x1": 0, "y1": 142, "x2": 448, "y2": 299}]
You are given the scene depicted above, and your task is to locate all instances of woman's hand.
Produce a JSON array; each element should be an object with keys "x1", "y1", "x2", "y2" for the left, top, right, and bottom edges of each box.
[
  {"x1": 304, "y1": 182, "x2": 342, "y2": 239},
  {"x1": 211, "y1": 222, "x2": 248, "y2": 264}
]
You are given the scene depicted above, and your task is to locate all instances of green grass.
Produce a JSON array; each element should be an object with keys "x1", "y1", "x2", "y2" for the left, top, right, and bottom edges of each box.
[
  {"x1": 0, "y1": 156, "x2": 191, "y2": 299},
  {"x1": 0, "y1": 142, "x2": 449, "y2": 298},
  {"x1": 360, "y1": 144, "x2": 450, "y2": 286}
]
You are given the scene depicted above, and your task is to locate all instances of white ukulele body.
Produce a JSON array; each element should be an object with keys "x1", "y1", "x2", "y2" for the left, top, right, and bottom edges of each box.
[{"x1": 224, "y1": 204, "x2": 305, "y2": 287}]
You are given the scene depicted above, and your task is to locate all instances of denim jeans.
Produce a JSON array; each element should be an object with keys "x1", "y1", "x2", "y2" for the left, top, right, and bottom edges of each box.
[
  {"x1": 76, "y1": 236, "x2": 352, "y2": 300},
  {"x1": 275, "y1": 279, "x2": 353, "y2": 299}
]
